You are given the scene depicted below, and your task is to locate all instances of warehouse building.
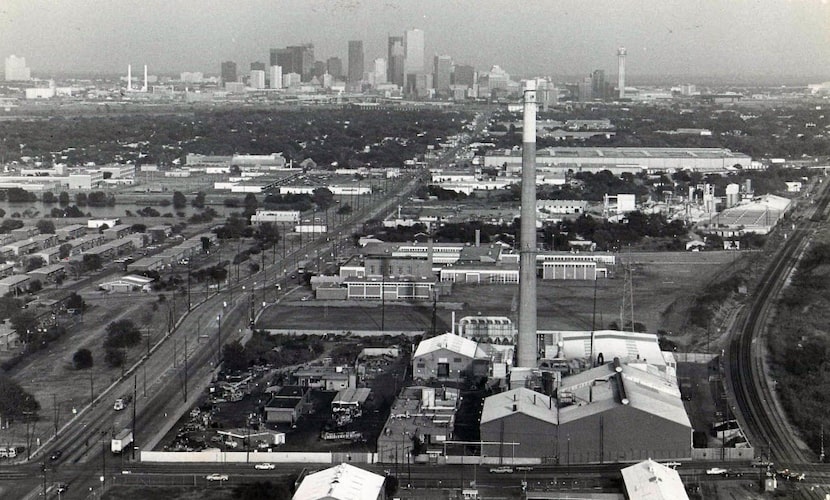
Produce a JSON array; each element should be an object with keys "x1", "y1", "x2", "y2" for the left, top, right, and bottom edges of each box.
[
  {"x1": 412, "y1": 333, "x2": 489, "y2": 383},
  {"x1": 621, "y1": 459, "x2": 689, "y2": 500},
  {"x1": 479, "y1": 359, "x2": 691, "y2": 463},
  {"x1": 484, "y1": 147, "x2": 752, "y2": 174},
  {"x1": 292, "y1": 463, "x2": 385, "y2": 500}
]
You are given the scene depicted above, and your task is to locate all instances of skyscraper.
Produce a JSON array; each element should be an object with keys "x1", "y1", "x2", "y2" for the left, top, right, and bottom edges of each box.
[
  {"x1": 269, "y1": 65, "x2": 283, "y2": 89},
  {"x1": 452, "y1": 64, "x2": 475, "y2": 87},
  {"x1": 433, "y1": 55, "x2": 452, "y2": 96},
  {"x1": 373, "y1": 58, "x2": 388, "y2": 85},
  {"x1": 220, "y1": 61, "x2": 237, "y2": 85},
  {"x1": 250, "y1": 61, "x2": 266, "y2": 71},
  {"x1": 270, "y1": 44, "x2": 315, "y2": 81},
  {"x1": 4, "y1": 55, "x2": 31, "y2": 81},
  {"x1": 592, "y1": 69, "x2": 605, "y2": 99},
  {"x1": 249, "y1": 70, "x2": 266, "y2": 89},
  {"x1": 617, "y1": 47, "x2": 626, "y2": 99},
  {"x1": 403, "y1": 29, "x2": 425, "y2": 76},
  {"x1": 348, "y1": 40, "x2": 364, "y2": 83},
  {"x1": 387, "y1": 36, "x2": 405, "y2": 86},
  {"x1": 326, "y1": 57, "x2": 343, "y2": 80}
]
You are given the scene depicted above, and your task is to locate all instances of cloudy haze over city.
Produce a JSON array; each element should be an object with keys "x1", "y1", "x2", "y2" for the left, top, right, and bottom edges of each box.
[{"x1": 2, "y1": 0, "x2": 830, "y2": 80}]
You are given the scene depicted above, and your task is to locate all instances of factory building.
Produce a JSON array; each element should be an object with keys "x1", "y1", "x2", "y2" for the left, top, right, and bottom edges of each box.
[
  {"x1": 412, "y1": 333, "x2": 489, "y2": 383},
  {"x1": 292, "y1": 463, "x2": 385, "y2": 500},
  {"x1": 483, "y1": 147, "x2": 752, "y2": 174},
  {"x1": 479, "y1": 359, "x2": 692, "y2": 463}
]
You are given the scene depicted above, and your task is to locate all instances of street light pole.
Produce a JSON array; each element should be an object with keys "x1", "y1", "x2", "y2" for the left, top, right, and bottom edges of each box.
[{"x1": 216, "y1": 314, "x2": 222, "y2": 365}]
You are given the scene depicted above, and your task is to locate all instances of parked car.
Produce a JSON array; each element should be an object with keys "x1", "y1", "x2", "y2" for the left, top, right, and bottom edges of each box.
[
  {"x1": 489, "y1": 466, "x2": 514, "y2": 474},
  {"x1": 49, "y1": 450, "x2": 63, "y2": 461},
  {"x1": 706, "y1": 467, "x2": 727, "y2": 475},
  {"x1": 254, "y1": 463, "x2": 275, "y2": 470},
  {"x1": 515, "y1": 466, "x2": 534, "y2": 472},
  {"x1": 206, "y1": 473, "x2": 229, "y2": 481}
]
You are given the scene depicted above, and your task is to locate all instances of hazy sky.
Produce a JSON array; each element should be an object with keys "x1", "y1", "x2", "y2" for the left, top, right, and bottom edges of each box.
[{"x1": 2, "y1": 0, "x2": 829, "y2": 80}]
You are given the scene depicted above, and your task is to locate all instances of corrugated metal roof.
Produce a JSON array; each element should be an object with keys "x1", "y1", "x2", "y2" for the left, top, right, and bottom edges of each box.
[
  {"x1": 292, "y1": 463, "x2": 385, "y2": 500},
  {"x1": 413, "y1": 333, "x2": 484, "y2": 359},
  {"x1": 621, "y1": 459, "x2": 689, "y2": 500}
]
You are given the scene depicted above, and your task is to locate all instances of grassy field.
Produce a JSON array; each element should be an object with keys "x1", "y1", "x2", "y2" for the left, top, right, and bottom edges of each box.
[{"x1": 260, "y1": 251, "x2": 742, "y2": 351}]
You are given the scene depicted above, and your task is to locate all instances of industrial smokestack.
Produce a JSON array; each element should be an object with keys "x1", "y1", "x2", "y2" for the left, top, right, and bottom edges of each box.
[
  {"x1": 143, "y1": 65, "x2": 148, "y2": 92},
  {"x1": 127, "y1": 64, "x2": 132, "y2": 92},
  {"x1": 617, "y1": 47, "x2": 626, "y2": 99},
  {"x1": 517, "y1": 80, "x2": 538, "y2": 368}
]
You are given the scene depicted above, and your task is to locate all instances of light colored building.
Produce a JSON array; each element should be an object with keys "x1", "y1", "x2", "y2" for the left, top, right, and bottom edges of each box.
[
  {"x1": 98, "y1": 275, "x2": 154, "y2": 293},
  {"x1": 292, "y1": 463, "x2": 385, "y2": 500},
  {"x1": 484, "y1": 147, "x2": 752, "y2": 174},
  {"x1": 412, "y1": 333, "x2": 489, "y2": 383},
  {"x1": 343, "y1": 276, "x2": 435, "y2": 301},
  {"x1": 250, "y1": 210, "x2": 300, "y2": 224},
  {"x1": 269, "y1": 65, "x2": 283, "y2": 89},
  {"x1": 403, "y1": 28, "x2": 425, "y2": 76},
  {"x1": 5, "y1": 55, "x2": 31, "y2": 81},
  {"x1": 68, "y1": 171, "x2": 104, "y2": 190},
  {"x1": 621, "y1": 459, "x2": 689, "y2": 500},
  {"x1": 249, "y1": 69, "x2": 266, "y2": 89},
  {"x1": 0, "y1": 275, "x2": 31, "y2": 296}
]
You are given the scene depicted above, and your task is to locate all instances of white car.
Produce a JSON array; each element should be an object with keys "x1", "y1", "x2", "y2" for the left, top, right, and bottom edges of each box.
[
  {"x1": 489, "y1": 466, "x2": 514, "y2": 474},
  {"x1": 206, "y1": 473, "x2": 229, "y2": 481},
  {"x1": 254, "y1": 463, "x2": 275, "y2": 470},
  {"x1": 706, "y1": 467, "x2": 727, "y2": 475}
]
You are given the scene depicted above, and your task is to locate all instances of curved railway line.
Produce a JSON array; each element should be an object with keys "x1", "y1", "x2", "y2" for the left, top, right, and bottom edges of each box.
[{"x1": 727, "y1": 179, "x2": 830, "y2": 469}]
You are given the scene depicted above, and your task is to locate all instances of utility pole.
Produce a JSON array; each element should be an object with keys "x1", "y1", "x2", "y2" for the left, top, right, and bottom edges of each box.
[
  {"x1": 216, "y1": 314, "x2": 222, "y2": 365},
  {"x1": 132, "y1": 374, "x2": 137, "y2": 461},
  {"x1": 52, "y1": 394, "x2": 58, "y2": 437},
  {"x1": 184, "y1": 335, "x2": 189, "y2": 403}
]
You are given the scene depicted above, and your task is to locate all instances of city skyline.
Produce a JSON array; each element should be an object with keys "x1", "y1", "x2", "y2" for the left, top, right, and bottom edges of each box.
[{"x1": 1, "y1": 0, "x2": 830, "y2": 82}]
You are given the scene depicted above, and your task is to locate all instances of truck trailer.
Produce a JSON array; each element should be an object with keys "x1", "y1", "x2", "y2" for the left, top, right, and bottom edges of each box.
[{"x1": 111, "y1": 428, "x2": 133, "y2": 454}]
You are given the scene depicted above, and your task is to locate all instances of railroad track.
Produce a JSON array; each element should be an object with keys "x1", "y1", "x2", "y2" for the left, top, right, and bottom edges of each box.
[{"x1": 727, "y1": 178, "x2": 830, "y2": 466}]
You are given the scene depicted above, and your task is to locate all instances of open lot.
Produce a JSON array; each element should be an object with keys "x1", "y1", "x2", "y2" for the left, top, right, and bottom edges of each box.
[{"x1": 265, "y1": 251, "x2": 739, "y2": 348}]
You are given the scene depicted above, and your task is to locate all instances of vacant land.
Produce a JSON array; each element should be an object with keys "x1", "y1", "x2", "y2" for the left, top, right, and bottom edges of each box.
[{"x1": 262, "y1": 251, "x2": 742, "y2": 352}]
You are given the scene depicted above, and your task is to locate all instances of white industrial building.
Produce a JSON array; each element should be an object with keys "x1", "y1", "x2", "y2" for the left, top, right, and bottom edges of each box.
[
  {"x1": 484, "y1": 147, "x2": 752, "y2": 174},
  {"x1": 412, "y1": 333, "x2": 489, "y2": 383},
  {"x1": 293, "y1": 463, "x2": 385, "y2": 500},
  {"x1": 621, "y1": 459, "x2": 689, "y2": 500}
]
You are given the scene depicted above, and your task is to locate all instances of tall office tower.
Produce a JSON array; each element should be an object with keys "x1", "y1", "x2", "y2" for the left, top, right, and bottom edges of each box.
[
  {"x1": 249, "y1": 70, "x2": 266, "y2": 89},
  {"x1": 221, "y1": 61, "x2": 237, "y2": 85},
  {"x1": 517, "y1": 80, "x2": 538, "y2": 369},
  {"x1": 578, "y1": 75, "x2": 593, "y2": 101},
  {"x1": 326, "y1": 57, "x2": 343, "y2": 80},
  {"x1": 403, "y1": 29, "x2": 425, "y2": 76},
  {"x1": 433, "y1": 55, "x2": 452, "y2": 96},
  {"x1": 373, "y1": 58, "x2": 388, "y2": 85},
  {"x1": 250, "y1": 61, "x2": 266, "y2": 71},
  {"x1": 312, "y1": 61, "x2": 326, "y2": 79},
  {"x1": 617, "y1": 47, "x2": 626, "y2": 99},
  {"x1": 387, "y1": 36, "x2": 405, "y2": 86},
  {"x1": 4, "y1": 55, "x2": 31, "y2": 81},
  {"x1": 452, "y1": 64, "x2": 475, "y2": 87},
  {"x1": 592, "y1": 69, "x2": 605, "y2": 99},
  {"x1": 270, "y1": 44, "x2": 315, "y2": 81},
  {"x1": 269, "y1": 65, "x2": 283, "y2": 89},
  {"x1": 348, "y1": 40, "x2": 364, "y2": 83}
]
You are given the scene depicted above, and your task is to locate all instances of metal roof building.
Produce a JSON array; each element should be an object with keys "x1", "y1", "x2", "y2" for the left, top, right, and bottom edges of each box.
[
  {"x1": 292, "y1": 462, "x2": 385, "y2": 500},
  {"x1": 621, "y1": 459, "x2": 689, "y2": 500},
  {"x1": 479, "y1": 360, "x2": 692, "y2": 463}
]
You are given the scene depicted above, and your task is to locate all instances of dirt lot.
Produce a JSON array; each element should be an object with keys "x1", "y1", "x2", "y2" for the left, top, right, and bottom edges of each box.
[{"x1": 259, "y1": 250, "x2": 742, "y2": 351}]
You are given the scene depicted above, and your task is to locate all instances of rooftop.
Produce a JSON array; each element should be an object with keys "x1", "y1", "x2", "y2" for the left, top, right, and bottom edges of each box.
[
  {"x1": 621, "y1": 459, "x2": 689, "y2": 500},
  {"x1": 292, "y1": 462, "x2": 385, "y2": 500}
]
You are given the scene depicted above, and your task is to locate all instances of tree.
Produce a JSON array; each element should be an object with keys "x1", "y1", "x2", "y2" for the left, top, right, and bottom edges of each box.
[
  {"x1": 103, "y1": 319, "x2": 142, "y2": 349},
  {"x1": 58, "y1": 191, "x2": 70, "y2": 205},
  {"x1": 130, "y1": 223, "x2": 147, "y2": 233},
  {"x1": 25, "y1": 256, "x2": 45, "y2": 272},
  {"x1": 104, "y1": 348, "x2": 126, "y2": 368},
  {"x1": 172, "y1": 191, "x2": 187, "y2": 209},
  {"x1": 200, "y1": 236, "x2": 212, "y2": 254},
  {"x1": 0, "y1": 297, "x2": 21, "y2": 321},
  {"x1": 10, "y1": 311, "x2": 38, "y2": 344},
  {"x1": 0, "y1": 374, "x2": 40, "y2": 422},
  {"x1": 27, "y1": 280, "x2": 42, "y2": 293},
  {"x1": 35, "y1": 219, "x2": 56, "y2": 235},
  {"x1": 75, "y1": 192, "x2": 87, "y2": 206},
  {"x1": 83, "y1": 254, "x2": 102, "y2": 272},
  {"x1": 58, "y1": 243, "x2": 72, "y2": 260},
  {"x1": 192, "y1": 191, "x2": 206, "y2": 209},
  {"x1": 66, "y1": 292, "x2": 86, "y2": 312},
  {"x1": 41, "y1": 192, "x2": 57, "y2": 204},
  {"x1": 223, "y1": 340, "x2": 248, "y2": 372},
  {"x1": 72, "y1": 348, "x2": 93, "y2": 369}
]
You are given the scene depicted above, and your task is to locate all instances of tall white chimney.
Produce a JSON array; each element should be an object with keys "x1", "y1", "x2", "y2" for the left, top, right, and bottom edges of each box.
[
  {"x1": 143, "y1": 65, "x2": 148, "y2": 92},
  {"x1": 617, "y1": 47, "x2": 627, "y2": 99},
  {"x1": 517, "y1": 80, "x2": 538, "y2": 369},
  {"x1": 127, "y1": 64, "x2": 132, "y2": 91}
]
